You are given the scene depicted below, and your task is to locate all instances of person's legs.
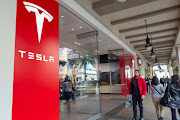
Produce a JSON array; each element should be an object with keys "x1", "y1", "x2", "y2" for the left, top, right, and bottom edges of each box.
[
  {"x1": 137, "y1": 96, "x2": 143, "y2": 118},
  {"x1": 152, "y1": 98, "x2": 160, "y2": 118},
  {"x1": 64, "y1": 92, "x2": 68, "y2": 102},
  {"x1": 133, "y1": 96, "x2": 138, "y2": 119},
  {"x1": 67, "y1": 92, "x2": 70, "y2": 102},
  {"x1": 146, "y1": 84, "x2": 149, "y2": 92},
  {"x1": 171, "y1": 108, "x2": 177, "y2": 120},
  {"x1": 159, "y1": 104, "x2": 164, "y2": 118}
]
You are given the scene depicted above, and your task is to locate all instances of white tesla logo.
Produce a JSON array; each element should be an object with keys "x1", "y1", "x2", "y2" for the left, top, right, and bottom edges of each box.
[{"x1": 23, "y1": 1, "x2": 53, "y2": 43}]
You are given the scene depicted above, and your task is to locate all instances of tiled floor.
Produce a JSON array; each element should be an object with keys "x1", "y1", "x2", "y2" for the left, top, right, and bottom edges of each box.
[
  {"x1": 60, "y1": 93, "x2": 180, "y2": 120},
  {"x1": 98, "y1": 94, "x2": 180, "y2": 120},
  {"x1": 60, "y1": 94, "x2": 126, "y2": 120}
]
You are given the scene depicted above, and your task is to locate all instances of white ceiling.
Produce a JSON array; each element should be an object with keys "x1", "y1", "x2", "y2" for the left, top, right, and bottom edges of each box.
[
  {"x1": 59, "y1": 5, "x2": 125, "y2": 56},
  {"x1": 86, "y1": 0, "x2": 180, "y2": 64}
]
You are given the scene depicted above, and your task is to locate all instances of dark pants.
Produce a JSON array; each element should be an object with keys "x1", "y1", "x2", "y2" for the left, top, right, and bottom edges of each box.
[
  {"x1": 133, "y1": 95, "x2": 143, "y2": 119},
  {"x1": 69, "y1": 92, "x2": 75, "y2": 100},
  {"x1": 171, "y1": 108, "x2": 180, "y2": 120},
  {"x1": 64, "y1": 92, "x2": 70, "y2": 102},
  {"x1": 146, "y1": 84, "x2": 149, "y2": 92}
]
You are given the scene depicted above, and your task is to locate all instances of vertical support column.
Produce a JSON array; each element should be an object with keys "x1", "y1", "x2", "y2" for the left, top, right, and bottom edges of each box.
[
  {"x1": 164, "y1": 65, "x2": 168, "y2": 77},
  {"x1": 119, "y1": 53, "x2": 126, "y2": 96},
  {"x1": 131, "y1": 54, "x2": 135, "y2": 77},
  {"x1": 176, "y1": 46, "x2": 180, "y2": 76},
  {"x1": 169, "y1": 59, "x2": 173, "y2": 76},
  {"x1": 0, "y1": 0, "x2": 17, "y2": 120},
  {"x1": 12, "y1": 0, "x2": 59, "y2": 120},
  {"x1": 135, "y1": 55, "x2": 138, "y2": 69}
]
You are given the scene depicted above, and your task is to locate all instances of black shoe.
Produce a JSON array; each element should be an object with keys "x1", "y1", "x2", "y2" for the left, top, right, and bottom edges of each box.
[
  {"x1": 139, "y1": 118, "x2": 143, "y2": 120},
  {"x1": 159, "y1": 117, "x2": 163, "y2": 120},
  {"x1": 132, "y1": 118, "x2": 137, "y2": 120}
]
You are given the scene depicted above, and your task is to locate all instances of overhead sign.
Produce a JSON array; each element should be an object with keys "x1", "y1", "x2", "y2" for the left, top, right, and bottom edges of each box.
[
  {"x1": 68, "y1": 53, "x2": 80, "y2": 60},
  {"x1": 12, "y1": 0, "x2": 59, "y2": 120}
]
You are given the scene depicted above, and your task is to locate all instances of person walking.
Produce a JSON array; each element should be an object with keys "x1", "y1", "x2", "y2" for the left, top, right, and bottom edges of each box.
[
  {"x1": 166, "y1": 75, "x2": 180, "y2": 120},
  {"x1": 68, "y1": 79, "x2": 75, "y2": 100},
  {"x1": 150, "y1": 76, "x2": 165, "y2": 120},
  {"x1": 62, "y1": 78, "x2": 70, "y2": 104},
  {"x1": 145, "y1": 77, "x2": 149, "y2": 93},
  {"x1": 128, "y1": 70, "x2": 147, "y2": 120}
]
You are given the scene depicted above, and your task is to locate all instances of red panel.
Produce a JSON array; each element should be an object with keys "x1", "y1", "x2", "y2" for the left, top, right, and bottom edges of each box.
[
  {"x1": 119, "y1": 55, "x2": 126, "y2": 96},
  {"x1": 12, "y1": 0, "x2": 59, "y2": 120}
]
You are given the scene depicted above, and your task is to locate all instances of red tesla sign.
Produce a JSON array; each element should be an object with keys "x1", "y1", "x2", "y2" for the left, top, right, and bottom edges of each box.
[{"x1": 12, "y1": 0, "x2": 59, "y2": 120}]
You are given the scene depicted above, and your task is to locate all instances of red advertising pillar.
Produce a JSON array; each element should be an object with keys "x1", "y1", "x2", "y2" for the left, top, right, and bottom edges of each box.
[
  {"x1": 119, "y1": 55, "x2": 126, "y2": 96},
  {"x1": 12, "y1": 0, "x2": 59, "y2": 120}
]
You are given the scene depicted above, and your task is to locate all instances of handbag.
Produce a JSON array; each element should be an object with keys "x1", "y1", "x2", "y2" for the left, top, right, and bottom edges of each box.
[
  {"x1": 125, "y1": 94, "x2": 133, "y2": 108},
  {"x1": 160, "y1": 84, "x2": 172, "y2": 107}
]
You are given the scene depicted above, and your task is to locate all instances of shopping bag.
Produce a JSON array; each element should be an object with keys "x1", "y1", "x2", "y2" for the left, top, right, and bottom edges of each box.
[{"x1": 125, "y1": 94, "x2": 133, "y2": 108}]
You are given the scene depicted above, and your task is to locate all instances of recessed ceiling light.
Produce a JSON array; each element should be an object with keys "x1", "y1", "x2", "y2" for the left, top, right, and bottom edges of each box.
[
  {"x1": 72, "y1": 28, "x2": 74, "y2": 30},
  {"x1": 99, "y1": 40, "x2": 101, "y2": 41},
  {"x1": 75, "y1": 42, "x2": 77, "y2": 44},
  {"x1": 109, "y1": 45, "x2": 111, "y2": 47},
  {"x1": 61, "y1": 16, "x2": 64, "y2": 18},
  {"x1": 79, "y1": 43, "x2": 81, "y2": 45},
  {"x1": 80, "y1": 27, "x2": 82, "y2": 28}
]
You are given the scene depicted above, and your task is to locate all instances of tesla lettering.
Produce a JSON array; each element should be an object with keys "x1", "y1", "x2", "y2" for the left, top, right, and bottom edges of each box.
[{"x1": 18, "y1": 50, "x2": 54, "y2": 62}]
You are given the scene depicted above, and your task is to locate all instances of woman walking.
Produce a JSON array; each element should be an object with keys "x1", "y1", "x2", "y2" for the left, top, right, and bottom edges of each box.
[
  {"x1": 167, "y1": 75, "x2": 180, "y2": 120},
  {"x1": 150, "y1": 76, "x2": 165, "y2": 120}
]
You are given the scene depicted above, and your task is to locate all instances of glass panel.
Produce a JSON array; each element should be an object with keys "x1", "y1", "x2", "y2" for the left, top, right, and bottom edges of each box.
[
  {"x1": 108, "y1": 50, "x2": 126, "y2": 94},
  {"x1": 59, "y1": 5, "x2": 100, "y2": 120}
]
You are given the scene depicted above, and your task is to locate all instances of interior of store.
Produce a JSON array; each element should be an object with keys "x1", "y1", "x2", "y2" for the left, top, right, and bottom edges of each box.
[{"x1": 58, "y1": 4, "x2": 135, "y2": 120}]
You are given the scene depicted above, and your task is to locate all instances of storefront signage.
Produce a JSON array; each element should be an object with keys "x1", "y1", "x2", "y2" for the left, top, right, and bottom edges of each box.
[
  {"x1": 12, "y1": 0, "x2": 59, "y2": 120},
  {"x1": 68, "y1": 53, "x2": 80, "y2": 60}
]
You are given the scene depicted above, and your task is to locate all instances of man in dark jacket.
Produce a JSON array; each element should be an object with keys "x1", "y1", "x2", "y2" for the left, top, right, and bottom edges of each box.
[{"x1": 127, "y1": 70, "x2": 147, "y2": 120}]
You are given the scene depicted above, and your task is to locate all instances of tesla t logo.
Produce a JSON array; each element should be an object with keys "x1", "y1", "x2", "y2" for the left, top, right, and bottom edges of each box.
[{"x1": 23, "y1": 1, "x2": 53, "y2": 43}]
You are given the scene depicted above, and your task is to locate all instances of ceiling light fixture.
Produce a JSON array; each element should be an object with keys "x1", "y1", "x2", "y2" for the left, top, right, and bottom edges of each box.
[
  {"x1": 158, "y1": 65, "x2": 162, "y2": 70},
  {"x1": 80, "y1": 27, "x2": 82, "y2": 28},
  {"x1": 155, "y1": 57, "x2": 158, "y2": 65},
  {"x1": 61, "y1": 16, "x2": 64, "y2": 18},
  {"x1": 72, "y1": 28, "x2": 74, "y2": 31},
  {"x1": 99, "y1": 40, "x2": 101, "y2": 41},
  {"x1": 115, "y1": 0, "x2": 127, "y2": 3},
  {"x1": 150, "y1": 48, "x2": 156, "y2": 58},
  {"x1": 109, "y1": 45, "x2": 111, "y2": 47},
  {"x1": 144, "y1": 20, "x2": 152, "y2": 51}
]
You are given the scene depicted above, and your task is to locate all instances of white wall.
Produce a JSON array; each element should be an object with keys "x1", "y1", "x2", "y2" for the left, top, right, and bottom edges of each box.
[{"x1": 0, "y1": 0, "x2": 17, "y2": 119}]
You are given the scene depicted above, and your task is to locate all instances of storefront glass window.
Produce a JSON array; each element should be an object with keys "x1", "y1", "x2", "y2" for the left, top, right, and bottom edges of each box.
[{"x1": 59, "y1": 5, "x2": 100, "y2": 120}]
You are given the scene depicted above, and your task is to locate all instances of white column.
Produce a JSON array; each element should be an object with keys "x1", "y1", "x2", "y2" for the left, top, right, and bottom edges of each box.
[
  {"x1": 169, "y1": 60, "x2": 173, "y2": 76},
  {"x1": 135, "y1": 55, "x2": 138, "y2": 69},
  {"x1": 0, "y1": 0, "x2": 17, "y2": 120},
  {"x1": 163, "y1": 65, "x2": 168, "y2": 77},
  {"x1": 176, "y1": 47, "x2": 180, "y2": 76},
  {"x1": 169, "y1": 66, "x2": 173, "y2": 76}
]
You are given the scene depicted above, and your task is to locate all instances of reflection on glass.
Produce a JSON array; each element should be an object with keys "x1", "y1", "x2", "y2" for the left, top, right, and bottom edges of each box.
[{"x1": 59, "y1": 5, "x2": 100, "y2": 120}]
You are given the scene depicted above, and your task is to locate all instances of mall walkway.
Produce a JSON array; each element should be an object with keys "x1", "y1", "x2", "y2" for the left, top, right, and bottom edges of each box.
[{"x1": 98, "y1": 94, "x2": 180, "y2": 120}]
